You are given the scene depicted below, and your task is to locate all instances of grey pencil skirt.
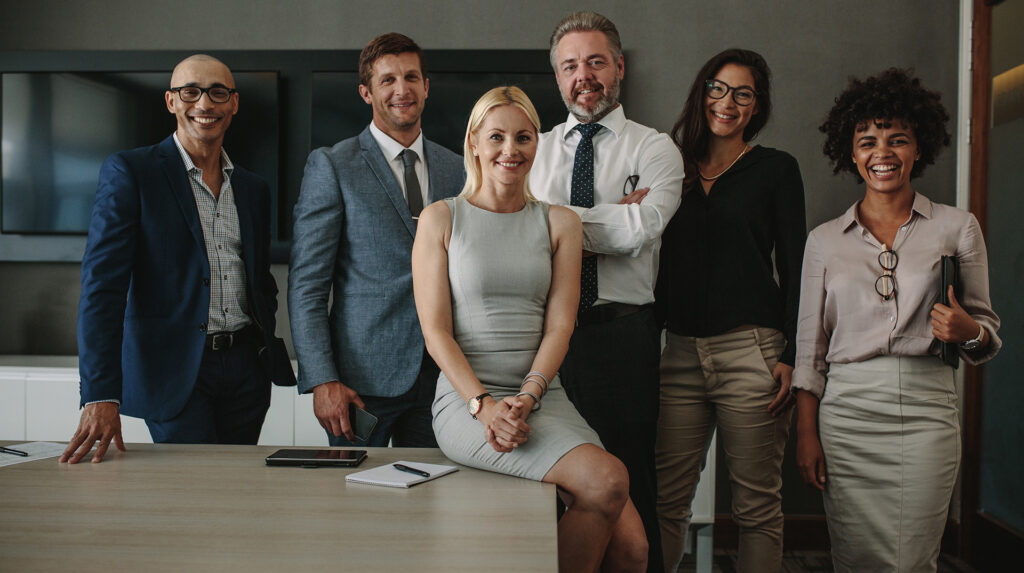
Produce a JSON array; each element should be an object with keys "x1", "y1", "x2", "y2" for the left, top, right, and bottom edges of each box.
[{"x1": 819, "y1": 355, "x2": 959, "y2": 573}]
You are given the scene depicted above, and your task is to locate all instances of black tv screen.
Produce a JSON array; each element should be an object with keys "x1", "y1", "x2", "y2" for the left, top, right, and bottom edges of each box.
[
  {"x1": 310, "y1": 71, "x2": 566, "y2": 153},
  {"x1": 1, "y1": 71, "x2": 279, "y2": 235}
]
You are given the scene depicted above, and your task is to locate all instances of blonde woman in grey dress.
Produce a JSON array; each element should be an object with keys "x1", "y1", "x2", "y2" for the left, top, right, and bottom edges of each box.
[{"x1": 412, "y1": 86, "x2": 648, "y2": 572}]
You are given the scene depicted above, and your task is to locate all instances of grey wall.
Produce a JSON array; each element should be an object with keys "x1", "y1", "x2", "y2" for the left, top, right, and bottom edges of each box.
[
  {"x1": 0, "y1": 0, "x2": 961, "y2": 516},
  {"x1": 0, "y1": 0, "x2": 962, "y2": 347}
]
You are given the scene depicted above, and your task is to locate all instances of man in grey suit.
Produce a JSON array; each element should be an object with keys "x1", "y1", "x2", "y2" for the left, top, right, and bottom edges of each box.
[{"x1": 289, "y1": 33, "x2": 465, "y2": 447}]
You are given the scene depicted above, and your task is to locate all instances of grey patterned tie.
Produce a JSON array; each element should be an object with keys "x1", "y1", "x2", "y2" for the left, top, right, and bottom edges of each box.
[
  {"x1": 400, "y1": 149, "x2": 423, "y2": 218},
  {"x1": 571, "y1": 123, "x2": 603, "y2": 310}
]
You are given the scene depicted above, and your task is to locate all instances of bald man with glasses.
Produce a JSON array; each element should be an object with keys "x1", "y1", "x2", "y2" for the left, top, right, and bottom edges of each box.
[{"x1": 62, "y1": 54, "x2": 293, "y2": 464}]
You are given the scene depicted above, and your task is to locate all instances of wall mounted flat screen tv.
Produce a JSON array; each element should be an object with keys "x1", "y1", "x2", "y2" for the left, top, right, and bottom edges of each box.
[
  {"x1": 311, "y1": 71, "x2": 566, "y2": 153},
  {"x1": 1, "y1": 71, "x2": 279, "y2": 235},
  {"x1": 0, "y1": 50, "x2": 561, "y2": 261}
]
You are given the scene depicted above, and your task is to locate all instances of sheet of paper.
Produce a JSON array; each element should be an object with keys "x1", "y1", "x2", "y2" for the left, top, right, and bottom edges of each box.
[{"x1": 0, "y1": 441, "x2": 66, "y2": 468}]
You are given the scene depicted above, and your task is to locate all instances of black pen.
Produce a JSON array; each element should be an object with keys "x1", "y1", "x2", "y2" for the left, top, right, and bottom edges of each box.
[
  {"x1": 0, "y1": 446, "x2": 28, "y2": 457},
  {"x1": 392, "y1": 463, "x2": 430, "y2": 478}
]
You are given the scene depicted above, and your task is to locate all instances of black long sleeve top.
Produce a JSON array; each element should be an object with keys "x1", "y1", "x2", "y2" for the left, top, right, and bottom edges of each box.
[{"x1": 655, "y1": 145, "x2": 807, "y2": 365}]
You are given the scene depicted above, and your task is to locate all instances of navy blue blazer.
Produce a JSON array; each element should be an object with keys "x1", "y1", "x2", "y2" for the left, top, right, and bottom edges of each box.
[
  {"x1": 77, "y1": 135, "x2": 284, "y2": 421},
  {"x1": 289, "y1": 127, "x2": 465, "y2": 396}
]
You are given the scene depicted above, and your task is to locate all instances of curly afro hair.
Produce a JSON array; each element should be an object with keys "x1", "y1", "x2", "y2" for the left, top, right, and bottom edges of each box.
[{"x1": 819, "y1": 68, "x2": 950, "y2": 182}]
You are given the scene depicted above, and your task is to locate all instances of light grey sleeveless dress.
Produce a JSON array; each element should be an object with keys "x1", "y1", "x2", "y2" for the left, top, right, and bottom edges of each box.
[{"x1": 431, "y1": 197, "x2": 602, "y2": 481}]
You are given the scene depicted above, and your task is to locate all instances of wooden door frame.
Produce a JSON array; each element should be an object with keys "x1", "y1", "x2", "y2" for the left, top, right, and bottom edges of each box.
[
  {"x1": 959, "y1": 0, "x2": 990, "y2": 563},
  {"x1": 961, "y1": 1, "x2": 1024, "y2": 569}
]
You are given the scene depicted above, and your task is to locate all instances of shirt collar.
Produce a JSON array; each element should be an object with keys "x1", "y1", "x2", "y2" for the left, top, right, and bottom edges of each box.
[
  {"x1": 910, "y1": 191, "x2": 933, "y2": 219},
  {"x1": 172, "y1": 132, "x2": 233, "y2": 176},
  {"x1": 563, "y1": 104, "x2": 627, "y2": 140},
  {"x1": 368, "y1": 121, "x2": 425, "y2": 163},
  {"x1": 841, "y1": 191, "x2": 933, "y2": 233},
  {"x1": 839, "y1": 201, "x2": 860, "y2": 233}
]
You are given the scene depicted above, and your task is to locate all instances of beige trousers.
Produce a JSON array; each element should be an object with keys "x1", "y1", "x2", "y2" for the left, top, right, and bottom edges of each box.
[
  {"x1": 820, "y1": 356, "x2": 959, "y2": 573},
  {"x1": 656, "y1": 328, "x2": 790, "y2": 573}
]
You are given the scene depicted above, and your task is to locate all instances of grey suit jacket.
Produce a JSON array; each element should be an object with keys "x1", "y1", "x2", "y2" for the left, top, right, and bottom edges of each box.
[{"x1": 289, "y1": 127, "x2": 465, "y2": 396}]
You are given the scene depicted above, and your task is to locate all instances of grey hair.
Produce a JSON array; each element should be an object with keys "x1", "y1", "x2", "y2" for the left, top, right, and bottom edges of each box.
[{"x1": 548, "y1": 11, "x2": 622, "y2": 70}]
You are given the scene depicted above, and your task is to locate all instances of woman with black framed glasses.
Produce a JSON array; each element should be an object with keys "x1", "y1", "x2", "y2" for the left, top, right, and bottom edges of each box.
[
  {"x1": 792, "y1": 68, "x2": 1001, "y2": 572},
  {"x1": 654, "y1": 49, "x2": 806, "y2": 573}
]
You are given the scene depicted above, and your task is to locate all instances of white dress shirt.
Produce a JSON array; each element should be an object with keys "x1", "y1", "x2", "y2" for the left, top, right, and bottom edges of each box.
[
  {"x1": 530, "y1": 105, "x2": 684, "y2": 306},
  {"x1": 368, "y1": 122, "x2": 429, "y2": 206}
]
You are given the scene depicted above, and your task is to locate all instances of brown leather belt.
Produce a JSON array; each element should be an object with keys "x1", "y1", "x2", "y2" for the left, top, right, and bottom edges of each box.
[
  {"x1": 205, "y1": 325, "x2": 261, "y2": 351},
  {"x1": 576, "y1": 302, "x2": 649, "y2": 328}
]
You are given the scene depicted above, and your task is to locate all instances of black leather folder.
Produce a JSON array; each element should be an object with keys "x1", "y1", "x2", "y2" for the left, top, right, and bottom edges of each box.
[{"x1": 940, "y1": 255, "x2": 961, "y2": 368}]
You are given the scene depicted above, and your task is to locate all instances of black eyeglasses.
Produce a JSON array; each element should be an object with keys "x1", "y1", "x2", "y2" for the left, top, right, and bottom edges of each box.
[
  {"x1": 623, "y1": 174, "x2": 639, "y2": 196},
  {"x1": 875, "y1": 249, "x2": 898, "y2": 301},
  {"x1": 705, "y1": 79, "x2": 756, "y2": 106},
  {"x1": 169, "y1": 86, "x2": 237, "y2": 103}
]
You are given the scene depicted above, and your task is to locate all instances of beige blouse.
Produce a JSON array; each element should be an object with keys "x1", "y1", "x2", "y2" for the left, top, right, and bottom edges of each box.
[{"x1": 792, "y1": 192, "x2": 1002, "y2": 399}]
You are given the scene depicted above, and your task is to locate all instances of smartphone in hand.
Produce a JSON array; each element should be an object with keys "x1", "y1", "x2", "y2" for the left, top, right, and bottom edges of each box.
[{"x1": 350, "y1": 404, "x2": 379, "y2": 442}]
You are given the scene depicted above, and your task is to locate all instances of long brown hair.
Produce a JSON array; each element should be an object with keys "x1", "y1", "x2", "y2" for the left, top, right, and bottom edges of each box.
[{"x1": 671, "y1": 49, "x2": 772, "y2": 191}]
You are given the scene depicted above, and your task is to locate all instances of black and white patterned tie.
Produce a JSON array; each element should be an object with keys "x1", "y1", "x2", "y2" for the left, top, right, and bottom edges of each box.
[
  {"x1": 400, "y1": 149, "x2": 423, "y2": 218},
  {"x1": 570, "y1": 123, "x2": 602, "y2": 311}
]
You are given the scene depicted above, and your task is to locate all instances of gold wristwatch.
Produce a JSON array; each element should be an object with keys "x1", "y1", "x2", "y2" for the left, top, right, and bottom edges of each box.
[{"x1": 468, "y1": 392, "x2": 491, "y2": 419}]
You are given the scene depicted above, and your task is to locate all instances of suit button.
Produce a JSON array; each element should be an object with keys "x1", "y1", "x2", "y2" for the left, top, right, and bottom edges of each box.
[
  {"x1": 203, "y1": 278, "x2": 210, "y2": 286},
  {"x1": 199, "y1": 323, "x2": 207, "y2": 332}
]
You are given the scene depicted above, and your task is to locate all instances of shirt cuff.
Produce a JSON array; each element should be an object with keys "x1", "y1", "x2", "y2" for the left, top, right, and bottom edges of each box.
[
  {"x1": 791, "y1": 367, "x2": 825, "y2": 400},
  {"x1": 84, "y1": 399, "x2": 121, "y2": 407}
]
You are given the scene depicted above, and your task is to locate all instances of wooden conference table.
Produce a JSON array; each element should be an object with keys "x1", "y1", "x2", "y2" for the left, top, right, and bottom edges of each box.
[{"x1": 0, "y1": 443, "x2": 557, "y2": 572}]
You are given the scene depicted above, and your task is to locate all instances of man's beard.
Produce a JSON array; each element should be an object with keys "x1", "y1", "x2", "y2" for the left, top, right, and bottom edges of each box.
[{"x1": 563, "y1": 76, "x2": 621, "y2": 123}]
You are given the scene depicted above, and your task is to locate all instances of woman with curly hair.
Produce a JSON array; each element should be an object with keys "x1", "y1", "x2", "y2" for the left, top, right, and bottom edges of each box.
[
  {"x1": 655, "y1": 48, "x2": 806, "y2": 573},
  {"x1": 792, "y1": 68, "x2": 1002, "y2": 572}
]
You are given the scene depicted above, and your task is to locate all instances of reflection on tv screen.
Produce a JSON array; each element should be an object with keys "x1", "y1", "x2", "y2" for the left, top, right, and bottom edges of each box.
[
  {"x1": 1, "y1": 71, "x2": 279, "y2": 235},
  {"x1": 311, "y1": 71, "x2": 565, "y2": 154}
]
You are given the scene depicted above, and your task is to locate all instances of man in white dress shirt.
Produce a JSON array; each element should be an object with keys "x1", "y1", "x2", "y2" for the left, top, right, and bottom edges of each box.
[{"x1": 529, "y1": 12, "x2": 684, "y2": 572}]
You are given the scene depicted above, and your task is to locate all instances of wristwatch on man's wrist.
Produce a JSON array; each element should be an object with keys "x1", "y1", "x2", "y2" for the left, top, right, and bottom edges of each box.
[
  {"x1": 960, "y1": 325, "x2": 985, "y2": 351},
  {"x1": 468, "y1": 392, "x2": 492, "y2": 419}
]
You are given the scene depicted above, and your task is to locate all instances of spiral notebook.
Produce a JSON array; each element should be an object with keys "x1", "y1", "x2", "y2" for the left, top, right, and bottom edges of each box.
[{"x1": 345, "y1": 460, "x2": 458, "y2": 488}]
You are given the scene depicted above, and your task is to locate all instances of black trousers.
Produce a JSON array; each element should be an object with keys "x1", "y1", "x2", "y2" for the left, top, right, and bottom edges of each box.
[
  {"x1": 145, "y1": 340, "x2": 270, "y2": 444},
  {"x1": 560, "y1": 306, "x2": 664, "y2": 572}
]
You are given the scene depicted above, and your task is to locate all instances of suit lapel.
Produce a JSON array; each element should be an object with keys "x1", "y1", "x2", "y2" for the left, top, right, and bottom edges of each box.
[
  {"x1": 159, "y1": 136, "x2": 205, "y2": 250},
  {"x1": 424, "y1": 141, "x2": 455, "y2": 204},
  {"x1": 359, "y1": 128, "x2": 416, "y2": 237}
]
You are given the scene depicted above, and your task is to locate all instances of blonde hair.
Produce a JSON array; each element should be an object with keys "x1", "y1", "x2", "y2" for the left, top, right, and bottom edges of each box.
[{"x1": 460, "y1": 86, "x2": 541, "y2": 202}]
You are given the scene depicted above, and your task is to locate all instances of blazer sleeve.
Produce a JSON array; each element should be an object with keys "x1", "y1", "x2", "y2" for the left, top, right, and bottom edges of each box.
[
  {"x1": 288, "y1": 148, "x2": 345, "y2": 393},
  {"x1": 77, "y1": 153, "x2": 140, "y2": 405}
]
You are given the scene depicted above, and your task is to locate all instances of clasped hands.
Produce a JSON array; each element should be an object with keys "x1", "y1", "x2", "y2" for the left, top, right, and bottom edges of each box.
[{"x1": 478, "y1": 395, "x2": 534, "y2": 453}]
